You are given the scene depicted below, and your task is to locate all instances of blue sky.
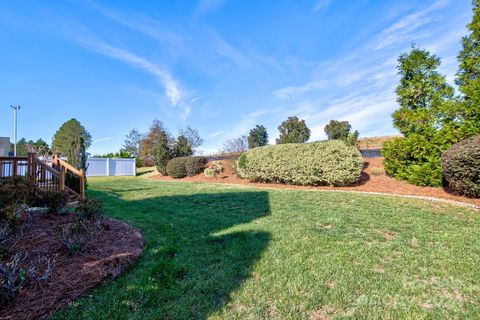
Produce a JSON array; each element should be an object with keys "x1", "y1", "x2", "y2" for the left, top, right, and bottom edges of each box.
[{"x1": 0, "y1": 0, "x2": 472, "y2": 155}]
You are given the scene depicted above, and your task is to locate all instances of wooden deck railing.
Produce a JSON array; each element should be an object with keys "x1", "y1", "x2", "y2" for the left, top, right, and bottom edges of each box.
[
  {"x1": 28, "y1": 153, "x2": 64, "y2": 193},
  {"x1": 0, "y1": 153, "x2": 85, "y2": 199},
  {"x1": 52, "y1": 155, "x2": 85, "y2": 198},
  {"x1": 0, "y1": 157, "x2": 28, "y2": 178}
]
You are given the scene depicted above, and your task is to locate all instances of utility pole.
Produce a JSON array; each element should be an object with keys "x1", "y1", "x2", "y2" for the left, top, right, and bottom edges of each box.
[{"x1": 10, "y1": 105, "x2": 20, "y2": 156}]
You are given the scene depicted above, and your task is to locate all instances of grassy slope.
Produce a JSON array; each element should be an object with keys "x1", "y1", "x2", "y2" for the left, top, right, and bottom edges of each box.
[{"x1": 54, "y1": 177, "x2": 480, "y2": 319}]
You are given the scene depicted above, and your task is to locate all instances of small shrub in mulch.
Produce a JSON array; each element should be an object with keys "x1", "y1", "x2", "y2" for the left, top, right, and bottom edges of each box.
[
  {"x1": 204, "y1": 161, "x2": 224, "y2": 177},
  {"x1": 41, "y1": 191, "x2": 69, "y2": 215}
]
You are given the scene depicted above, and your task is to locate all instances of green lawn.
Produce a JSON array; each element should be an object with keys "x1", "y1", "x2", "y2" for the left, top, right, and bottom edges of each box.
[{"x1": 54, "y1": 177, "x2": 480, "y2": 319}]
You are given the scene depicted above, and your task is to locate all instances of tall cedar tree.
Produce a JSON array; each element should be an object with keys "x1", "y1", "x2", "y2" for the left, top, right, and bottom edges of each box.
[
  {"x1": 456, "y1": 0, "x2": 480, "y2": 137},
  {"x1": 383, "y1": 48, "x2": 455, "y2": 186},
  {"x1": 52, "y1": 119, "x2": 91, "y2": 169},
  {"x1": 248, "y1": 125, "x2": 268, "y2": 149},
  {"x1": 276, "y1": 116, "x2": 310, "y2": 144},
  {"x1": 174, "y1": 135, "x2": 193, "y2": 157}
]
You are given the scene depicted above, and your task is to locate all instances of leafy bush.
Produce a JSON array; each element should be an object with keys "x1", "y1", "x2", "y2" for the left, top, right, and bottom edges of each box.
[
  {"x1": 166, "y1": 156, "x2": 207, "y2": 178},
  {"x1": 441, "y1": 135, "x2": 480, "y2": 197},
  {"x1": 0, "y1": 177, "x2": 36, "y2": 208},
  {"x1": 204, "y1": 161, "x2": 223, "y2": 177},
  {"x1": 185, "y1": 157, "x2": 208, "y2": 176},
  {"x1": 166, "y1": 158, "x2": 188, "y2": 178},
  {"x1": 382, "y1": 135, "x2": 443, "y2": 187},
  {"x1": 42, "y1": 191, "x2": 69, "y2": 215},
  {"x1": 75, "y1": 197, "x2": 104, "y2": 221},
  {"x1": 237, "y1": 140, "x2": 363, "y2": 186}
]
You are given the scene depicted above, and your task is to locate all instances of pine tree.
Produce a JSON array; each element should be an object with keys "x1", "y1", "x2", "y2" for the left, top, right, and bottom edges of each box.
[
  {"x1": 455, "y1": 0, "x2": 480, "y2": 137},
  {"x1": 52, "y1": 118, "x2": 91, "y2": 168},
  {"x1": 174, "y1": 135, "x2": 193, "y2": 157},
  {"x1": 247, "y1": 125, "x2": 268, "y2": 149}
]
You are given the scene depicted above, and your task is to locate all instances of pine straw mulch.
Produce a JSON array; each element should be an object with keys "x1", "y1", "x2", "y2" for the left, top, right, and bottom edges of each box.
[
  {"x1": 153, "y1": 158, "x2": 480, "y2": 208},
  {"x1": 0, "y1": 212, "x2": 144, "y2": 320}
]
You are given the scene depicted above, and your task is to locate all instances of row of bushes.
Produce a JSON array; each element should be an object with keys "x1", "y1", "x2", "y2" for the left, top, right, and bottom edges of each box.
[
  {"x1": 237, "y1": 140, "x2": 363, "y2": 186},
  {"x1": 383, "y1": 135, "x2": 480, "y2": 197},
  {"x1": 166, "y1": 156, "x2": 208, "y2": 179}
]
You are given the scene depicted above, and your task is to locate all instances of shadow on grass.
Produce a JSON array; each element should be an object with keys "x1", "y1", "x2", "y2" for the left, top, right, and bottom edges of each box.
[
  {"x1": 136, "y1": 168, "x2": 155, "y2": 176},
  {"x1": 57, "y1": 190, "x2": 271, "y2": 319}
]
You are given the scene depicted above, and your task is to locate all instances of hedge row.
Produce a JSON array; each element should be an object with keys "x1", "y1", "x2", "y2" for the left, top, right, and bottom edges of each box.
[
  {"x1": 166, "y1": 156, "x2": 208, "y2": 179},
  {"x1": 237, "y1": 140, "x2": 363, "y2": 186},
  {"x1": 441, "y1": 135, "x2": 480, "y2": 197}
]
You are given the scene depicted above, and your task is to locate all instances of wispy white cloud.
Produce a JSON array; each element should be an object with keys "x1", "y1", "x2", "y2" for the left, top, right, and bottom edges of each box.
[
  {"x1": 196, "y1": 0, "x2": 228, "y2": 15},
  {"x1": 86, "y1": 1, "x2": 185, "y2": 53},
  {"x1": 273, "y1": 80, "x2": 327, "y2": 99},
  {"x1": 77, "y1": 37, "x2": 182, "y2": 106},
  {"x1": 372, "y1": 0, "x2": 448, "y2": 50},
  {"x1": 313, "y1": 0, "x2": 331, "y2": 12},
  {"x1": 209, "y1": 30, "x2": 251, "y2": 67}
]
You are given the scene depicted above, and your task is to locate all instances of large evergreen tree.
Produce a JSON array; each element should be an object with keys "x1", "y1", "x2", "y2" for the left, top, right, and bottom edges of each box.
[
  {"x1": 51, "y1": 119, "x2": 91, "y2": 169},
  {"x1": 455, "y1": 0, "x2": 480, "y2": 137},
  {"x1": 384, "y1": 47, "x2": 463, "y2": 186},
  {"x1": 174, "y1": 135, "x2": 193, "y2": 157},
  {"x1": 392, "y1": 47, "x2": 454, "y2": 136},
  {"x1": 247, "y1": 125, "x2": 268, "y2": 149},
  {"x1": 276, "y1": 116, "x2": 310, "y2": 144}
]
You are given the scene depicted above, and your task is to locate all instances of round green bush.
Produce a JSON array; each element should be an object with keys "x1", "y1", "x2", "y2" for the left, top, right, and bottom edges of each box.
[
  {"x1": 441, "y1": 135, "x2": 480, "y2": 198},
  {"x1": 166, "y1": 156, "x2": 208, "y2": 178},
  {"x1": 237, "y1": 140, "x2": 363, "y2": 186},
  {"x1": 166, "y1": 158, "x2": 188, "y2": 178},
  {"x1": 185, "y1": 157, "x2": 208, "y2": 177}
]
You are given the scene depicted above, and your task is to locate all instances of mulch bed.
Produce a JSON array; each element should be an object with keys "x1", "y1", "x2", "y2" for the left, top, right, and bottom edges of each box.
[
  {"x1": 153, "y1": 158, "x2": 480, "y2": 208},
  {"x1": 0, "y1": 212, "x2": 144, "y2": 320}
]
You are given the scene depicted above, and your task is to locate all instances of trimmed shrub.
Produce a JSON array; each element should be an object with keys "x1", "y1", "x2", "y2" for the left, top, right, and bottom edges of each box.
[
  {"x1": 441, "y1": 135, "x2": 480, "y2": 197},
  {"x1": 237, "y1": 140, "x2": 363, "y2": 186},
  {"x1": 166, "y1": 156, "x2": 207, "y2": 178},
  {"x1": 204, "y1": 161, "x2": 223, "y2": 177},
  {"x1": 166, "y1": 158, "x2": 187, "y2": 178},
  {"x1": 382, "y1": 135, "x2": 444, "y2": 187},
  {"x1": 185, "y1": 157, "x2": 208, "y2": 176}
]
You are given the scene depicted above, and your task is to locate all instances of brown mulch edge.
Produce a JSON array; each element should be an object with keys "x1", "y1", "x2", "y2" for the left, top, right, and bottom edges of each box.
[
  {"x1": 0, "y1": 213, "x2": 144, "y2": 320},
  {"x1": 152, "y1": 158, "x2": 480, "y2": 209}
]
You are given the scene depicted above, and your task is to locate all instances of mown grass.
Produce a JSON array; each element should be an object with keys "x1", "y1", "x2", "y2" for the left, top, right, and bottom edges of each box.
[{"x1": 53, "y1": 177, "x2": 480, "y2": 319}]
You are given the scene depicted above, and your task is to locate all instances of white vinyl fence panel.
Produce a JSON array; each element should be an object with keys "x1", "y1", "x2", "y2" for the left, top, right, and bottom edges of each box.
[{"x1": 86, "y1": 158, "x2": 136, "y2": 177}]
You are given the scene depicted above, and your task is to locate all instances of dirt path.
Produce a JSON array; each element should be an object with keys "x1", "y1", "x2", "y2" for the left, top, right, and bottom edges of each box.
[{"x1": 152, "y1": 158, "x2": 480, "y2": 208}]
